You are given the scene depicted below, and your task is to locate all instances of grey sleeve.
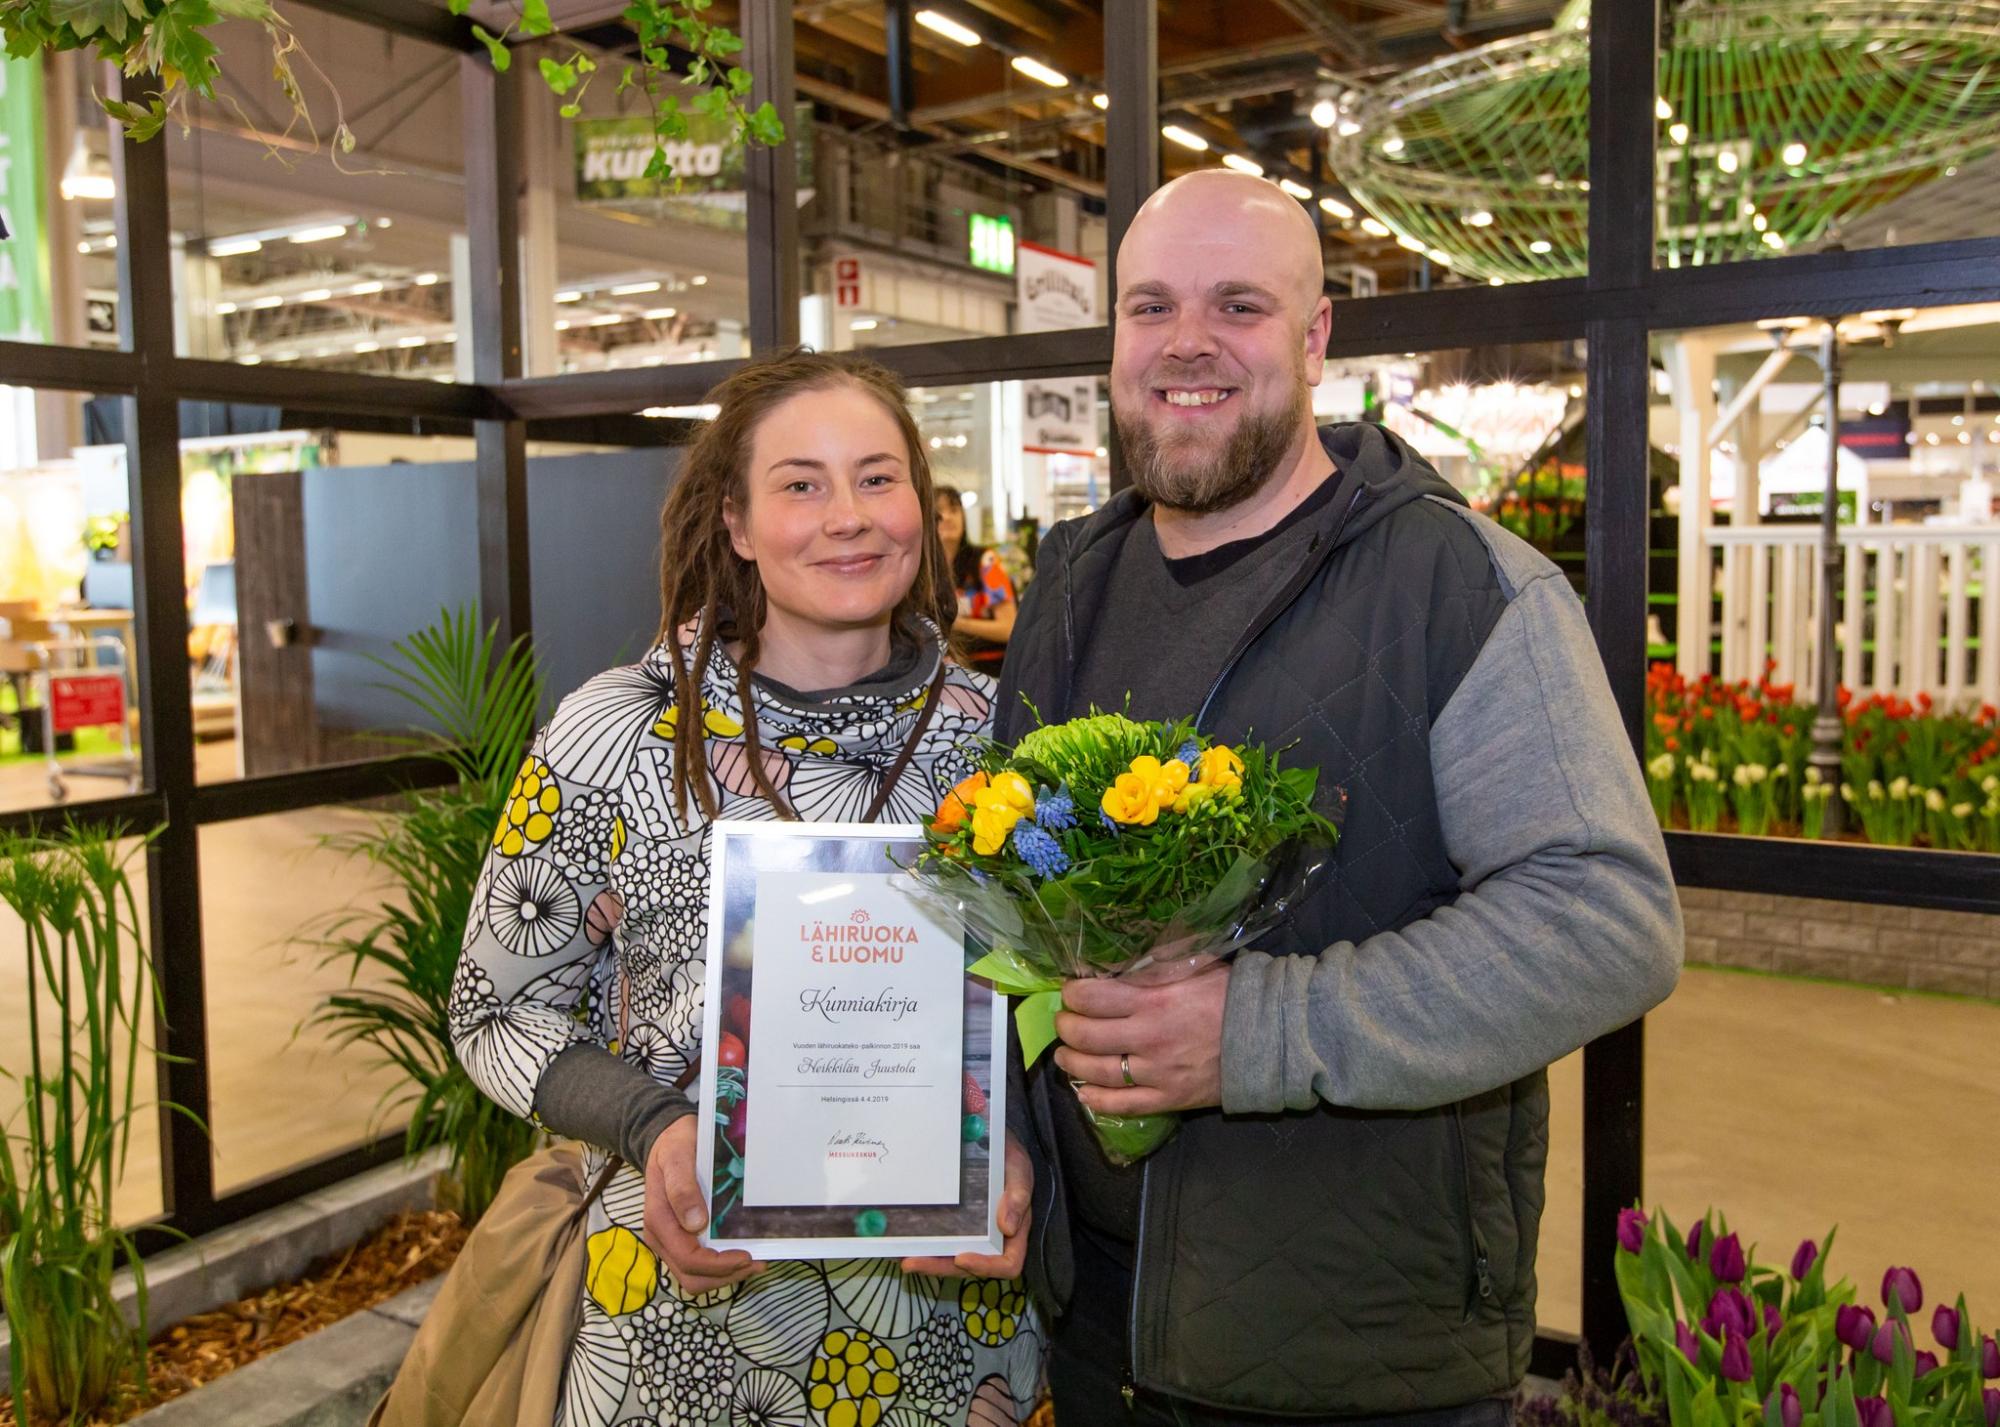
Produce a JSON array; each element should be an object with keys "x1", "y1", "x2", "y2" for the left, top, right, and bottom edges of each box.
[
  {"x1": 533, "y1": 1042, "x2": 696, "y2": 1168},
  {"x1": 1220, "y1": 566, "x2": 1684, "y2": 1113}
]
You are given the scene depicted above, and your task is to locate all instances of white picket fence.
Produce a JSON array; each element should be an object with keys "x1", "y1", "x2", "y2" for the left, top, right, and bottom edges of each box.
[{"x1": 1702, "y1": 525, "x2": 2000, "y2": 707}]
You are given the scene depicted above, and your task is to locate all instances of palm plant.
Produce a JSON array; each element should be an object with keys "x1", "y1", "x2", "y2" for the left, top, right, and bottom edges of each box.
[
  {"x1": 300, "y1": 607, "x2": 543, "y2": 1224},
  {"x1": 0, "y1": 825, "x2": 187, "y2": 1425}
]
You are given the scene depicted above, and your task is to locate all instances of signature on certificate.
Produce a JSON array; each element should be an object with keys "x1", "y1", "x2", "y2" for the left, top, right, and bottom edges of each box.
[{"x1": 827, "y1": 1130, "x2": 890, "y2": 1162}]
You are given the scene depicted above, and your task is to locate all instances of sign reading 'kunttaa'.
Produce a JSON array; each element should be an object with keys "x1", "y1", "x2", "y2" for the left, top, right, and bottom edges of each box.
[
  {"x1": 572, "y1": 107, "x2": 813, "y2": 225},
  {"x1": 1015, "y1": 240, "x2": 1096, "y2": 333}
]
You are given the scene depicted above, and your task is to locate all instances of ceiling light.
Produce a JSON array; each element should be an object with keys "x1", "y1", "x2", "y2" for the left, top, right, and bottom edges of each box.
[
  {"x1": 1656, "y1": 98, "x2": 1673, "y2": 120},
  {"x1": 1717, "y1": 150, "x2": 1739, "y2": 174},
  {"x1": 237, "y1": 354, "x2": 262, "y2": 365},
  {"x1": 1464, "y1": 209, "x2": 1494, "y2": 227},
  {"x1": 1397, "y1": 235, "x2": 1426, "y2": 252},
  {"x1": 397, "y1": 335, "x2": 426, "y2": 348},
  {"x1": 1953, "y1": 414, "x2": 1965, "y2": 426},
  {"x1": 589, "y1": 313, "x2": 622, "y2": 326},
  {"x1": 215, "y1": 301, "x2": 238, "y2": 315},
  {"x1": 354, "y1": 340, "x2": 380, "y2": 352},
  {"x1": 297, "y1": 289, "x2": 333, "y2": 303},
  {"x1": 1753, "y1": 213, "x2": 1768, "y2": 231},
  {"x1": 1868, "y1": 402, "x2": 1886, "y2": 416},
  {"x1": 1381, "y1": 136, "x2": 1405, "y2": 155},
  {"x1": 1762, "y1": 230, "x2": 1787, "y2": 249},
  {"x1": 1668, "y1": 123, "x2": 1689, "y2": 146},
  {"x1": 1279, "y1": 178, "x2": 1312, "y2": 200},
  {"x1": 289, "y1": 224, "x2": 349, "y2": 245},
  {"x1": 555, "y1": 319, "x2": 572, "y2": 331},
  {"x1": 610, "y1": 280, "x2": 661, "y2": 295},
  {"x1": 348, "y1": 280, "x2": 385, "y2": 295},
  {"x1": 1960, "y1": 431, "x2": 1972, "y2": 444},
  {"x1": 1338, "y1": 119, "x2": 1362, "y2": 137},
  {"x1": 643, "y1": 307, "x2": 677, "y2": 320},
  {"x1": 1092, "y1": 93, "x2": 1108, "y2": 111},
  {"x1": 1782, "y1": 142, "x2": 1807, "y2": 166},
  {"x1": 1529, "y1": 239, "x2": 1553, "y2": 254},
  {"x1": 1427, "y1": 249, "x2": 1455, "y2": 267},
  {"x1": 1010, "y1": 55, "x2": 1069, "y2": 88},
  {"x1": 914, "y1": 9, "x2": 981, "y2": 46},
  {"x1": 1161, "y1": 125, "x2": 1209, "y2": 151},
  {"x1": 272, "y1": 351, "x2": 299, "y2": 362},
  {"x1": 1310, "y1": 98, "x2": 1337, "y2": 128},
  {"x1": 208, "y1": 237, "x2": 264, "y2": 257},
  {"x1": 60, "y1": 173, "x2": 115, "y2": 201},
  {"x1": 555, "y1": 290, "x2": 584, "y2": 303},
  {"x1": 1361, "y1": 217, "x2": 1392, "y2": 238},
  {"x1": 250, "y1": 295, "x2": 284, "y2": 310},
  {"x1": 413, "y1": 272, "x2": 440, "y2": 286},
  {"x1": 690, "y1": 275, "x2": 707, "y2": 286},
  {"x1": 1221, "y1": 153, "x2": 1264, "y2": 176},
  {"x1": 1319, "y1": 197, "x2": 1353, "y2": 220},
  {"x1": 851, "y1": 318, "x2": 879, "y2": 331},
  {"x1": 1569, "y1": 384, "x2": 1584, "y2": 398},
  {"x1": 1488, "y1": 276, "x2": 1504, "y2": 286}
]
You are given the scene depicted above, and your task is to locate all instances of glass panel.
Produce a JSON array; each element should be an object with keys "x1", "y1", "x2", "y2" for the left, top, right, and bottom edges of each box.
[
  {"x1": 167, "y1": 11, "x2": 468, "y2": 377},
  {"x1": 2, "y1": 54, "x2": 118, "y2": 352},
  {"x1": 1177, "y1": 8, "x2": 1590, "y2": 295},
  {"x1": 1645, "y1": 959, "x2": 2000, "y2": 1329},
  {"x1": 1646, "y1": 311, "x2": 2000, "y2": 847},
  {"x1": 0, "y1": 834, "x2": 164, "y2": 1226},
  {"x1": 200, "y1": 805, "x2": 410, "y2": 1193},
  {"x1": 1653, "y1": 8, "x2": 2000, "y2": 268},
  {"x1": 797, "y1": 3, "x2": 1109, "y2": 351},
  {"x1": 1, "y1": 391, "x2": 146, "y2": 815}
]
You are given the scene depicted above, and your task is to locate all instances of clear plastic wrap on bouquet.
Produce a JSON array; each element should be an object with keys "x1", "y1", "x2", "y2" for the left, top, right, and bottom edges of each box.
[{"x1": 909, "y1": 834, "x2": 1336, "y2": 1165}]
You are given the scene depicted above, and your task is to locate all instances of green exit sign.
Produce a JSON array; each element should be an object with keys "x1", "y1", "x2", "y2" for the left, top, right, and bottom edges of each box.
[{"x1": 970, "y1": 213, "x2": 1016, "y2": 274}]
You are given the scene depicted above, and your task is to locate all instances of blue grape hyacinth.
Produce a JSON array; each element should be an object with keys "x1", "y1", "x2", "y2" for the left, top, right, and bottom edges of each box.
[
  {"x1": 1036, "y1": 786, "x2": 1077, "y2": 831},
  {"x1": 1012, "y1": 820, "x2": 1071, "y2": 878}
]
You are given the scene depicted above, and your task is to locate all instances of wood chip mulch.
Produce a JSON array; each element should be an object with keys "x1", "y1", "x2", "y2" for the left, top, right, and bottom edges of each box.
[{"x1": 1, "y1": 1208, "x2": 467, "y2": 1427}]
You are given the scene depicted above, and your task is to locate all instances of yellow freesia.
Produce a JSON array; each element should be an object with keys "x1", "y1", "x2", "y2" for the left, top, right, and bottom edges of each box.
[
  {"x1": 1128, "y1": 755, "x2": 1190, "y2": 807},
  {"x1": 971, "y1": 801, "x2": 1024, "y2": 855},
  {"x1": 986, "y1": 770, "x2": 1036, "y2": 815},
  {"x1": 1198, "y1": 745, "x2": 1245, "y2": 792},
  {"x1": 1101, "y1": 771, "x2": 1162, "y2": 826},
  {"x1": 1171, "y1": 782, "x2": 1219, "y2": 815}
]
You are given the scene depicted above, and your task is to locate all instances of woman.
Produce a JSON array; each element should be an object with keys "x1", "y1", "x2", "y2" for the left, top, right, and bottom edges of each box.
[
  {"x1": 933, "y1": 485, "x2": 1016, "y2": 669},
  {"x1": 449, "y1": 350, "x2": 1039, "y2": 1427}
]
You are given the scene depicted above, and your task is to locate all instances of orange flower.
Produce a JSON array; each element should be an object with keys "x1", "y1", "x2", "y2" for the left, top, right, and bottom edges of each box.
[{"x1": 933, "y1": 771, "x2": 988, "y2": 834}]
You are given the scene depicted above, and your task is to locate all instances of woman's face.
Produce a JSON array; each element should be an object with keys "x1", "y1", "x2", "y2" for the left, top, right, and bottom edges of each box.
[
  {"x1": 724, "y1": 384, "x2": 925, "y2": 636},
  {"x1": 935, "y1": 493, "x2": 966, "y2": 546}
]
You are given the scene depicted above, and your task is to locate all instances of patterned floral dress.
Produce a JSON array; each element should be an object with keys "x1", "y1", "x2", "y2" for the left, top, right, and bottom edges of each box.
[{"x1": 448, "y1": 630, "x2": 1042, "y2": 1427}]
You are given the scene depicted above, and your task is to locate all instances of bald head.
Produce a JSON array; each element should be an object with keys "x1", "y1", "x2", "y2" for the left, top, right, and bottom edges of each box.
[{"x1": 1119, "y1": 170, "x2": 1326, "y2": 315}]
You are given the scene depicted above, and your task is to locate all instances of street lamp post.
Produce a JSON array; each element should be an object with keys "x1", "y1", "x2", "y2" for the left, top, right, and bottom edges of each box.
[{"x1": 1810, "y1": 319, "x2": 1846, "y2": 834}]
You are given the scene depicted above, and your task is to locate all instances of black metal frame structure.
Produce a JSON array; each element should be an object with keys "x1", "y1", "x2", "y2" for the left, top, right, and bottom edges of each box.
[{"x1": 4, "y1": 0, "x2": 2000, "y2": 1372}]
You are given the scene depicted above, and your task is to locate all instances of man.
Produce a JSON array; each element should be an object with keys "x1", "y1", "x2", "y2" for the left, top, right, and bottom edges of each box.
[{"x1": 994, "y1": 170, "x2": 1683, "y2": 1423}]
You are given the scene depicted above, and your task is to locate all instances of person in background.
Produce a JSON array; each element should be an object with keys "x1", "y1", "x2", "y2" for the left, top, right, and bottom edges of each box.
[{"x1": 935, "y1": 483, "x2": 1016, "y2": 668}]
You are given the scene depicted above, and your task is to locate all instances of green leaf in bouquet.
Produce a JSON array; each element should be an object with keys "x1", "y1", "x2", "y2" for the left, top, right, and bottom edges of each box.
[
  {"x1": 966, "y1": 946, "x2": 1055, "y2": 998},
  {"x1": 1014, "y1": 989, "x2": 1063, "y2": 1066}
]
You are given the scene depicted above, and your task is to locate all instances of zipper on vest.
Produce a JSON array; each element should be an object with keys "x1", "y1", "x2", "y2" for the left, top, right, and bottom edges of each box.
[
  {"x1": 1125, "y1": 1157, "x2": 1151, "y2": 1409},
  {"x1": 1453, "y1": 1103, "x2": 1495, "y2": 1318}
]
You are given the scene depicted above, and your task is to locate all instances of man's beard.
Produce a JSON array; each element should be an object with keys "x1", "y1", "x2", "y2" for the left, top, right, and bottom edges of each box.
[{"x1": 1114, "y1": 380, "x2": 1309, "y2": 516}]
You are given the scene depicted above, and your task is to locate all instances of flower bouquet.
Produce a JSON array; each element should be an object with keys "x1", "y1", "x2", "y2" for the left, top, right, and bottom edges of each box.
[{"x1": 910, "y1": 711, "x2": 1339, "y2": 1165}]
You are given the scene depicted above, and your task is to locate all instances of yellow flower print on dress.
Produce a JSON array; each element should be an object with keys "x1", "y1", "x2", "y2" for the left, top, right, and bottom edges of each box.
[
  {"x1": 493, "y1": 755, "x2": 561, "y2": 857},
  {"x1": 958, "y1": 1279, "x2": 1025, "y2": 1346},
  {"x1": 583, "y1": 1225, "x2": 658, "y2": 1315},
  {"x1": 806, "y1": 1327, "x2": 900, "y2": 1427},
  {"x1": 654, "y1": 701, "x2": 745, "y2": 740},
  {"x1": 780, "y1": 733, "x2": 841, "y2": 757}
]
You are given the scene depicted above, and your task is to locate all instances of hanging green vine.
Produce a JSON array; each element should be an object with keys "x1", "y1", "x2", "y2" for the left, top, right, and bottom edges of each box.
[{"x1": 0, "y1": 0, "x2": 782, "y2": 182}]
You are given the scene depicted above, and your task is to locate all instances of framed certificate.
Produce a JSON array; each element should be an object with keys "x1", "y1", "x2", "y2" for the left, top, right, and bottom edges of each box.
[{"x1": 695, "y1": 821, "x2": 1006, "y2": 1260}]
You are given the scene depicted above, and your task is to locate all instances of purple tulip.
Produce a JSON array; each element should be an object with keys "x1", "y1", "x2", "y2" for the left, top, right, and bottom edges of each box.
[
  {"x1": 1984, "y1": 1388, "x2": 1999, "y2": 1427},
  {"x1": 1779, "y1": 1384, "x2": 1802, "y2": 1427},
  {"x1": 1720, "y1": 1330, "x2": 1753, "y2": 1383},
  {"x1": 1856, "y1": 1397, "x2": 1892, "y2": 1427},
  {"x1": 1791, "y1": 1239, "x2": 1819, "y2": 1280},
  {"x1": 1676, "y1": 1321, "x2": 1701, "y2": 1365},
  {"x1": 1984, "y1": 1334, "x2": 2000, "y2": 1379},
  {"x1": 1711, "y1": 1231, "x2": 1747, "y2": 1283},
  {"x1": 1837, "y1": 1304, "x2": 1878, "y2": 1352},
  {"x1": 1687, "y1": 1221, "x2": 1705, "y2": 1261},
  {"x1": 1708, "y1": 1287, "x2": 1757, "y2": 1339},
  {"x1": 1764, "y1": 1303, "x2": 1784, "y2": 1343},
  {"x1": 1935, "y1": 1304, "x2": 1963, "y2": 1350},
  {"x1": 1915, "y1": 1349, "x2": 1940, "y2": 1378},
  {"x1": 1872, "y1": 1318, "x2": 1909, "y2": 1366},
  {"x1": 1882, "y1": 1265, "x2": 1924, "y2": 1314},
  {"x1": 1618, "y1": 1207, "x2": 1648, "y2": 1255}
]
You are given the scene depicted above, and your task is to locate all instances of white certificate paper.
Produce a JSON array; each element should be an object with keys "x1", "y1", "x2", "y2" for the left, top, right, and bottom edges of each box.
[
  {"x1": 697, "y1": 822, "x2": 1006, "y2": 1261},
  {"x1": 744, "y1": 868, "x2": 964, "y2": 1207}
]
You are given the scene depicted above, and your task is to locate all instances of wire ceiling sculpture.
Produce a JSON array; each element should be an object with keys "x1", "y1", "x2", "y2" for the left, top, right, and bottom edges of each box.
[{"x1": 1326, "y1": 0, "x2": 2000, "y2": 283}]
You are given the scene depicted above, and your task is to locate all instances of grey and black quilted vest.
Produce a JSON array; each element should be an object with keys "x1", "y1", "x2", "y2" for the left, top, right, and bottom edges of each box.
[{"x1": 995, "y1": 424, "x2": 1546, "y2": 1416}]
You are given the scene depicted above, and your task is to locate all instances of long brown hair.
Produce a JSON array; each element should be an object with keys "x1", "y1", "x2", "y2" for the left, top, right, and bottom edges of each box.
[{"x1": 655, "y1": 347, "x2": 956, "y2": 823}]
